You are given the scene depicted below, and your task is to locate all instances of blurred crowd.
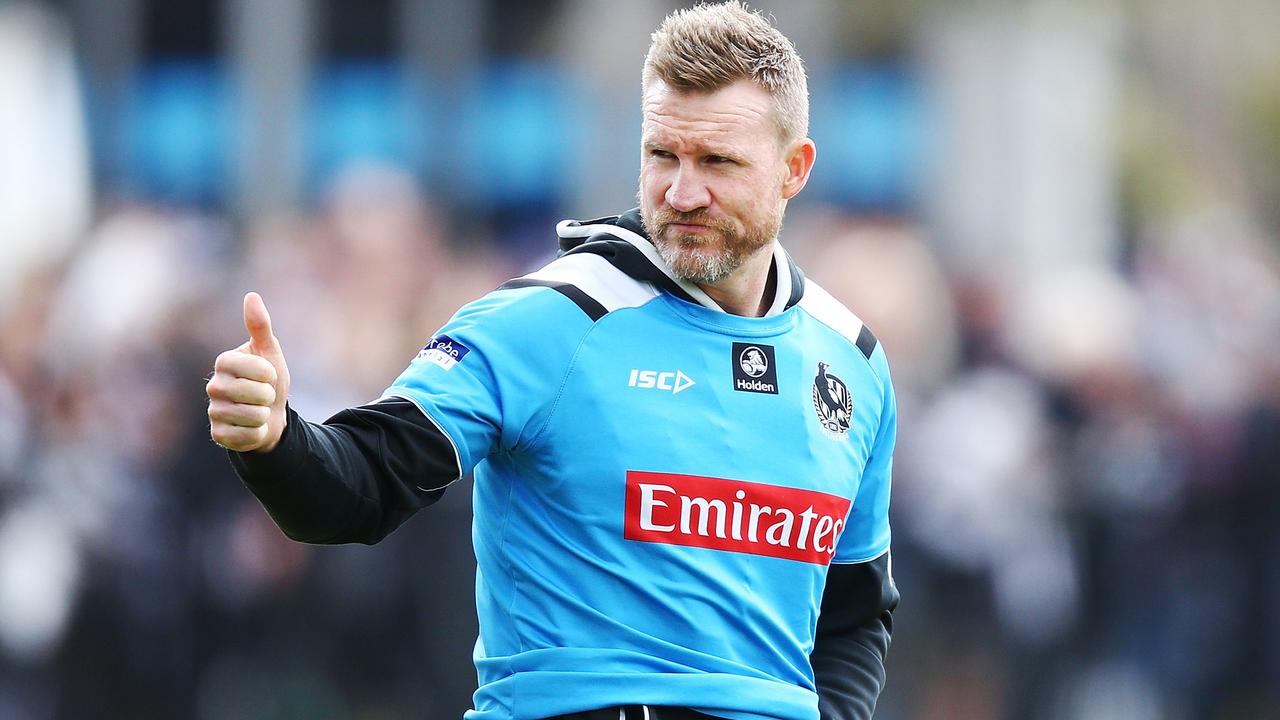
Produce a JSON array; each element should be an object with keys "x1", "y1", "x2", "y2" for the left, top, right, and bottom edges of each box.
[
  {"x1": 801, "y1": 210, "x2": 1280, "y2": 719},
  {"x1": 0, "y1": 168, "x2": 511, "y2": 720},
  {"x1": 2, "y1": 0, "x2": 1279, "y2": 719}
]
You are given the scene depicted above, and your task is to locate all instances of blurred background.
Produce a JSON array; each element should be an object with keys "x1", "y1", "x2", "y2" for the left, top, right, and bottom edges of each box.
[{"x1": 1, "y1": 0, "x2": 1279, "y2": 718}]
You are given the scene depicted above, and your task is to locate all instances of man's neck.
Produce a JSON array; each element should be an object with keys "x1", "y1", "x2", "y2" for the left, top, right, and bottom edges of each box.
[{"x1": 696, "y1": 243, "x2": 778, "y2": 317}]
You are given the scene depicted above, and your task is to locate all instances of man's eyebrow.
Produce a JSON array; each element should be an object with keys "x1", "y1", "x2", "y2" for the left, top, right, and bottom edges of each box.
[
  {"x1": 641, "y1": 137, "x2": 745, "y2": 159},
  {"x1": 692, "y1": 142, "x2": 747, "y2": 162}
]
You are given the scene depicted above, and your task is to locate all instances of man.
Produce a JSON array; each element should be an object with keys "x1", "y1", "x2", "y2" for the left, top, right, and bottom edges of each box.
[{"x1": 206, "y1": 3, "x2": 898, "y2": 719}]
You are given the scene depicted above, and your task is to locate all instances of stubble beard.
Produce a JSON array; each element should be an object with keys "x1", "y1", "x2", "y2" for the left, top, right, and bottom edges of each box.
[{"x1": 640, "y1": 203, "x2": 783, "y2": 285}]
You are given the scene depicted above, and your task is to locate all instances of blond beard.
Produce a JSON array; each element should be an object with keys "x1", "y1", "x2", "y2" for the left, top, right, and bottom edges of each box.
[{"x1": 642, "y1": 206, "x2": 782, "y2": 285}]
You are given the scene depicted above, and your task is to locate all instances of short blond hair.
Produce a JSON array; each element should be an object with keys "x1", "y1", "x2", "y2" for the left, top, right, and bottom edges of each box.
[{"x1": 643, "y1": 1, "x2": 809, "y2": 143}]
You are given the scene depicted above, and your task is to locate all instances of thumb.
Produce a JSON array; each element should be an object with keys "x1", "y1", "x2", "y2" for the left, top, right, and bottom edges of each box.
[{"x1": 243, "y1": 291, "x2": 281, "y2": 358}]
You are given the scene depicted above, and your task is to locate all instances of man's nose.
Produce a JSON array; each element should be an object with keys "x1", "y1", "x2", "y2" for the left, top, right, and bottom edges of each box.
[{"x1": 665, "y1": 168, "x2": 710, "y2": 212}]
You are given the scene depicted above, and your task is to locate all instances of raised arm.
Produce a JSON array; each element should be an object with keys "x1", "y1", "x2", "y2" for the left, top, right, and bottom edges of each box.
[{"x1": 207, "y1": 293, "x2": 456, "y2": 544}]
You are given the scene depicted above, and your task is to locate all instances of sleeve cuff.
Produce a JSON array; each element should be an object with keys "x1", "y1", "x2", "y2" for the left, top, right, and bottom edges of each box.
[{"x1": 227, "y1": 404, "x2": 310, "y2": 487}]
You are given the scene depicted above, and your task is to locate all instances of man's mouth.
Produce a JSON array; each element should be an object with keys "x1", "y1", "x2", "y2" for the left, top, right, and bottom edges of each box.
[{"x1": 668, "y1": 222, "x2": 712, "y2": 234}]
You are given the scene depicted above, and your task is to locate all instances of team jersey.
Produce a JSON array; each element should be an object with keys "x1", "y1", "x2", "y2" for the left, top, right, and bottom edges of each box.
[{"x1": 381, "y1": 210, "x2": 897, "y2": 720}]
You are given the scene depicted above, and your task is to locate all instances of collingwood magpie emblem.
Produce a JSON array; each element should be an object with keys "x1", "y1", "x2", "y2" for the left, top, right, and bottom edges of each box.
[{"x1": 812, "y1": 362, "x2": 852, "y2": 438}]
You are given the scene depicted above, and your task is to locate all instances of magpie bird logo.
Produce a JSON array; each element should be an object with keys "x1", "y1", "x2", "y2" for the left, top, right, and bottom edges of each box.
[{"x1": 812, "y1": 362, "x2": 852, "y2": 438}]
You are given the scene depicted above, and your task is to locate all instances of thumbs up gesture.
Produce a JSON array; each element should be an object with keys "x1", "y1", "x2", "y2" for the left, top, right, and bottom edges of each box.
[{"x1": 207, "y1": 292, "x2": 292, "y2": 452}]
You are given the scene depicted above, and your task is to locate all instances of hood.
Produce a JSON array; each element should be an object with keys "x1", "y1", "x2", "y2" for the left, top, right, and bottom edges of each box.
[{"x1": 555, "y1": 208, "x2": 806, "y2": 318}]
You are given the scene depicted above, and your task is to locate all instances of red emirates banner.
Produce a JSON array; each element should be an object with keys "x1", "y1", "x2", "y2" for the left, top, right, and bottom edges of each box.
[{"x1": 623, "y1": 470, "x2": 852, "y2": 565}]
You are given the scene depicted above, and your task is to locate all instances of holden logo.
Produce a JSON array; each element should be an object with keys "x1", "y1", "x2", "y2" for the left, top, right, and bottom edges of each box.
[
  {"x1": 731, "y1": 342, "x2": 778, "y2": 395},
  {"x1": 812, "y1": 362, "x2": 852, "y2": 439},
  {"x1": 739, "y1": 346, "x2": 769, "y2": 377}
]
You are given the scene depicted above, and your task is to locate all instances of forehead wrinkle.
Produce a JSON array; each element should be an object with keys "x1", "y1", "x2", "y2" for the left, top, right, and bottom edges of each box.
[
  {"x1": 642, "y1": 97, "x2": 771, "y2": 127},
  {"x1": 641, "y1": 77, "x2": 782, "y2": 146}
]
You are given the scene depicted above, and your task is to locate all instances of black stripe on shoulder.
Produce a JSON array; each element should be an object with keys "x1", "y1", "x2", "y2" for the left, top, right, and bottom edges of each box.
[
  {"x1": 782, "y1": 248, "x2": 806, "y2": 310},
  {"x1": 497, "y1": 278, "x2": 608, "y2": 321},
  {"x1": 855, "y1": 324, "x2": 878, "y2": 360}
]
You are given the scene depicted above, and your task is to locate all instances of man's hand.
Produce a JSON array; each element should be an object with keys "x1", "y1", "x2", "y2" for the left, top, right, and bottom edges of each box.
[{"x1": 207, "y1": 292, "x2": 292, "y2": 452}]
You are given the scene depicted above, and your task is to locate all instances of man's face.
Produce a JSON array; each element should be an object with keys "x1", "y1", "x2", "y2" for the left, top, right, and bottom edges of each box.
[{"x1": 638, "y1": 79, "x2": 792, "y2": 285}]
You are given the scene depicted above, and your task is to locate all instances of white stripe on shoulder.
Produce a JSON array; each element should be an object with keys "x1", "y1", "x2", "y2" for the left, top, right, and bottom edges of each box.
[
  {"x1": 797, "y1": 278, "x2": 867, "y2": 345},
  {"x1": 522, "y1": 252, "x2": 659, "y2": 313},
  {"x1": 556, "y1": 219, "x2": 725, "y2": 312}
]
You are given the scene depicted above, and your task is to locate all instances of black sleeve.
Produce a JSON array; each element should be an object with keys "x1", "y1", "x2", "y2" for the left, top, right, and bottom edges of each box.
[
  {"x1": 228, "y1": 399, "x2": 461, "y2": 545},
  {"x1": 811, "y1": 552, "x2": 900, "y2": 720}
]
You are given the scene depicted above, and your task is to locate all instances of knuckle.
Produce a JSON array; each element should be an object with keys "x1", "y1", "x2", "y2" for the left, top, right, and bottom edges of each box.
[
  {"x1": 242, "y1": 382, "x2": 270, "y2": 407},
  {"x1": 219, "y1": 379, "x2": 243, "y2": 402},
  {"x1": 258, "y1": 360, "x2": 279, "y2": 384},
  {"x1": 211, "y1": 423, "x2": 261, "y2": 452},
  {"x1": 242, "y1": 357, "x2": 267, "y2": 382}
]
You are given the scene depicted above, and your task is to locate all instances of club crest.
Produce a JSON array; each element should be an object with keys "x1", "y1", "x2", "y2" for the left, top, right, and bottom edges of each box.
[{"x1": 812, "y1": 362, "x2": 852, "y2": 439}]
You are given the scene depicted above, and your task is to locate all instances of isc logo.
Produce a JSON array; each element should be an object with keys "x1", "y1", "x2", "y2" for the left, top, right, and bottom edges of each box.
[{"x1": 627, "y1": 369, "x2": 695, "y2": 395}]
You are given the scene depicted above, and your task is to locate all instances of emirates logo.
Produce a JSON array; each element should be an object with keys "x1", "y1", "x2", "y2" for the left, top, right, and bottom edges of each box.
[
  {"x1": 623, "y1": 471, "x2": 851, "y2": 564},
  {"x1": 812, "y1": 362, "x2": 852, "y2": 439}
]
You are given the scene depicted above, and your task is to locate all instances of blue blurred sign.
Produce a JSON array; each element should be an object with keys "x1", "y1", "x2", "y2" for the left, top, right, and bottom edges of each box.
[
  {"x1": 809, "y1": 64, "x2": 927, "y2": 212},
  {"x1": 120, "y1": 61, "x2": 237, "y2": 205}
]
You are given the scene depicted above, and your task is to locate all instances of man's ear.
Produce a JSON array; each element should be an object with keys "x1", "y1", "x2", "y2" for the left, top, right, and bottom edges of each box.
[{"x1": 781, "y1": 138, "x2": 817, "y2": 200}]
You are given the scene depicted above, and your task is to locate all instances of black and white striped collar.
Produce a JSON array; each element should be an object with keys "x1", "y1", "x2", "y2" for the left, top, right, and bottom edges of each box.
[{"x1": 555, "y1": 209, "x2": 805, "y2": 318}]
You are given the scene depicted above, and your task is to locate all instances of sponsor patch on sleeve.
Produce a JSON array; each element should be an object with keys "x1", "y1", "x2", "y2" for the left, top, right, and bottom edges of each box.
[{"x1": 414, "y1": 334, "x2": 471, "y2": 371}]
